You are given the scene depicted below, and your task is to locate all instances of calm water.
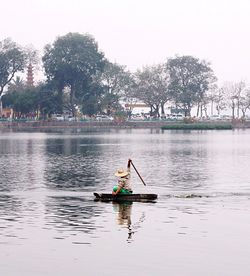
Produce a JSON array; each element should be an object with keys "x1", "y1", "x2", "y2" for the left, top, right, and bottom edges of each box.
[{"x1": 0, "y1": 128, "x2": 250, "y2": 276}]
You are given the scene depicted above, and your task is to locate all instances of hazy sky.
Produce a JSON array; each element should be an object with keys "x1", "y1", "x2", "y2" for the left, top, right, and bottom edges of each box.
[{"x1": 1, "y1": 0, "x2": 250, "y2": 84}]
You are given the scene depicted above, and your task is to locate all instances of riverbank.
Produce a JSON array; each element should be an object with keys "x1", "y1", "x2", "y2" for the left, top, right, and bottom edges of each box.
[
  {"x1": 0, "y1": 120, "x2": 249, "y2": 130},
  {"x1": 161, "y1": 123, "x2": 233, "y2": 130}
]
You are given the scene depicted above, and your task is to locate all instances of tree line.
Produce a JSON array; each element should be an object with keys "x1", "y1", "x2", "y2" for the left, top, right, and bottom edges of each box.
[{"x1": 1, "y1": 32, "x2": 250, "y2": 120}]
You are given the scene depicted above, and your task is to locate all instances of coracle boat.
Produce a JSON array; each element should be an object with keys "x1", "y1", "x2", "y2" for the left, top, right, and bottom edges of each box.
[{"x1": 94, "y1": 192, "x2": 158, "y2": 202}]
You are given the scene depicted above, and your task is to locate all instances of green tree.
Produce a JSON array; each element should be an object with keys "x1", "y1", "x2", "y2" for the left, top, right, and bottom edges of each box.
[
  {"x1": 81, "y1": 81, "x2": 106, "y2": 116},
  {"x1": 3, "y1": 82, "x2": 59, "y2": 119},
  {"x1": 42, "y1": 32, "x2": 105, "y2": 116},
  {"x1": 3, "y1": 87, "x2": 38, "y2": 115},
  {"x1": 166, "y1": 56, "x2": 216, "y2": 116},
  {"x1": 37, "y1": 82, "x2": 61, "y2": 118}
]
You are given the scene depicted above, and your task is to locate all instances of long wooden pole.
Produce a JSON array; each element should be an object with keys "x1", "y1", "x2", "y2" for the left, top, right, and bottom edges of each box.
[{"x1": 131, "y1": 161, "x2": 146, "y2": 186}]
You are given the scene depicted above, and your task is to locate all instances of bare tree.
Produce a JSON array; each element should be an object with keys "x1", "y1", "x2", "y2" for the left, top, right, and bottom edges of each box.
[
  {"x1": 133, "y1": 64, "x2": 170, "y2": 117},
  {"x1": 166, "y1": 55, "x2": 216, "y2": 117},
  {"x1": 222, "y1": 81, "x2": 246, "y2": 119},
  {"x1": 0, "y1": 38, "x2": 28, "y2": 114},
  {"x1": 214, "y1": 87, "x2": 227, "y2": 115},
  {"x1": 0, "y1": 38, "x2": 28, "y2": 97},
  {"x1": 24, "y1": 44, "x2": 39, "y2": 66},
  {"x1": 238, "y1": 87, "x2": 250, "y2": 118}
]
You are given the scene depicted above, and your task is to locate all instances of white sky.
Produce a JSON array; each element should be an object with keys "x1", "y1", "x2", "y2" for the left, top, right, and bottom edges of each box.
[{"x1": 1, "y1": 0, "x2": 250, "y2": 84}]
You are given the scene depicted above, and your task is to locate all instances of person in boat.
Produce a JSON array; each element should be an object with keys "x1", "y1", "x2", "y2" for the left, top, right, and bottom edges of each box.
[{"x1": 112, "y1": 159, "x2": 133, "y2": 195}]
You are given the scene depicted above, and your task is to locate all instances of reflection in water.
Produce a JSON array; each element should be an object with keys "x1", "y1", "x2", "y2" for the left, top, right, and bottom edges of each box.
[
  {"x1": 0, "y1": 194, "x2": 43, "y2": 243},
  {"x1": 113, "y1": 202, "x2": 145, "y2": 243},
  {"x1": 0, "y1": 135, "x2": 46, "y2": 192},
  {"x1": 44, "y1": 137, "x2": 103, "y2": 191},
  {"x1": 0, "y1": 195, "x2": 23, "y2": 222},
  {"x1": 45, "y1": 196, "x2": 103, "y2": 235},
  {"x1": 166, "y1": 134, "x2": 210, "y2": 191},
  {"x1": 1, "y1": 129, "x2": 250, "y2": 275},
  {"x1": 168, "y1": 147, "x2": 209, "y2": 190}
]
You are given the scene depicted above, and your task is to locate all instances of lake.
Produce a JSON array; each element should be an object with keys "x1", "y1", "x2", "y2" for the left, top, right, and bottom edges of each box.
[{"x1": 0, "y1": 128, "x2": 250, "y2": 276}]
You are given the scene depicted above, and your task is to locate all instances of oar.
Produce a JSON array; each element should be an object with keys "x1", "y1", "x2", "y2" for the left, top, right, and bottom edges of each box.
[{"x1": 131, "y1": 161, "x2": 146, "y2": 186}]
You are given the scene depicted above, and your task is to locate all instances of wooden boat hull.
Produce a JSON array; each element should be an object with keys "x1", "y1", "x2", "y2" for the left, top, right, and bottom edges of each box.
[{"x1": 94, "y1": 192, "x2": 157, "y2": 202}]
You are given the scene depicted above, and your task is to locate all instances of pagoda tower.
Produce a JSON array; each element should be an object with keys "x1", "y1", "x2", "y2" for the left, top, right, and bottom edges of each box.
[{"x1": 26, "y1": 63, "x2": 34, "y2": 87}]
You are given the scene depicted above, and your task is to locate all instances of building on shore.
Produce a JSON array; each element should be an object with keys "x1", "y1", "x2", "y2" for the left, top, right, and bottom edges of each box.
[{"x1": 26, "y1": 63, "x2": 34, "y2": 87}]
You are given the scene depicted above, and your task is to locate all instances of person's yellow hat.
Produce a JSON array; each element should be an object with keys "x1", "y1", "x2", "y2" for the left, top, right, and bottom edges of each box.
[{"x1": 114, "y1": 168, "x2": 129, "y2": 177}]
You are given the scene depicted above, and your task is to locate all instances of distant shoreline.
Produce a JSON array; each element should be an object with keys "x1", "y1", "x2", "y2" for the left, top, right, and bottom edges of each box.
[{"x1": 0, "y1": 120, "x2": 249, "y2": 130}]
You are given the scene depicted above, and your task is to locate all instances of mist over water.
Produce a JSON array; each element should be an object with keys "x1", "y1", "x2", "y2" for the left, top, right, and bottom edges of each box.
[{"x1": 0, "y1": 129, "x2": 250, "y2": 276}]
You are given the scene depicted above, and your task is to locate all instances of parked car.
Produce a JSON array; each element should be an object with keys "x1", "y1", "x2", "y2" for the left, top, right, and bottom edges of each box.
[
  {"x1": 221, "y1": 115, "x2": 232, "y2": 121},
  {"x1": 96, "y1": 115, "x2": 113, "y2": 121},
  {"x1": 170, "y1": 114, "x2": 184, "y2": 120},
  {"x1": 52, "y1": 114, "x2": 64, "y2": 121},
  {"x1": 130, "y1": 114, "x2": 145, "y2": 120},
  {"x1": 65, "y1": 115, "x2": 76, "y2": 121},
  {"x1": 209, "y1": 115, "x2": 222, "y2": 121}
]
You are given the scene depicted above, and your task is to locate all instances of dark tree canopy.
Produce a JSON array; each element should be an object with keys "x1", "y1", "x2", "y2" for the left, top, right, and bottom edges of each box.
[
  {"x1": 1, "y1": 33, "x2": 226, "y2": 120},
  {"x1": 42, "y1": 32, "x2": 105, "y2": 115},
  {"x1": 3, "y1": 87, "x2": 38, "y2": 114}
]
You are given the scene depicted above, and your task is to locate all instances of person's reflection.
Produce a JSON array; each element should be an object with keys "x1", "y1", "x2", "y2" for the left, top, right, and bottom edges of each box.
[
  {"x1": 113, "y1": 202, "x2": 133, "y2": 241},
  {"x1": 113, "y1": 202, "x2": 146, "y2": 242}
]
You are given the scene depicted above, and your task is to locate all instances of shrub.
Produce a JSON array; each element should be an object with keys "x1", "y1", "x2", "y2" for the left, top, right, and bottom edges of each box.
[{"x1": 161, "y1": 123, "x2": 232, "y2": 130}]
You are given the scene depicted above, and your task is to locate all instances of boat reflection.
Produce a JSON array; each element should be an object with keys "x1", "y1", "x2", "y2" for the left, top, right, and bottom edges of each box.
[{"x1": 113, "y1": 202, "x2": 145, "y2": 243}]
